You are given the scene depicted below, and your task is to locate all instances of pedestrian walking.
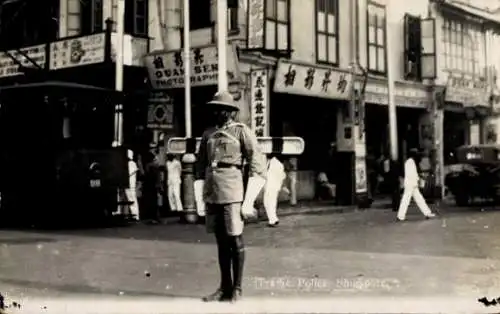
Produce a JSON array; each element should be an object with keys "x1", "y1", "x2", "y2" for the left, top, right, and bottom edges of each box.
[
  {"x1": 126, "y1": 149, "x2": 139, "y2": 221},
  {"x1": 166, "y1": 154, "x2": 183, "y2": 214},
  {"x1": 195, "y1": 91, "x2": 267, "y2": 302},
  {"x1": 263, "y1": 154, "x2": 288, "y2": 227},
  {"x1": 397, "y1": 148, "x2": 436, "y2": 221}
]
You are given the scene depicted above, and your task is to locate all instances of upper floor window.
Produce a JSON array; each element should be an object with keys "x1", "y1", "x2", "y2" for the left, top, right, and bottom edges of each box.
[
  {"x1": 442, "y1": 18, "x2": 485, "y2": 79},
  {"x1": 367, "y1": 1, "x2": 386, "y2": 75},
  {"x1": 228, "y1": 5, "x2": 239, "y2": 32},
  {"x1": 0, "y1": 0, "x2": 59, "y2": 50},
  {"x1": 189, "y1": 0, "x2": 212, "y2": 30},
  {"x1": 81, "y1": 0, "x2": 103, "y2": 35},
  {"x1": 125, "y1": 0, "x2": 148, "y2": 36},
  {"x1": 265, "y1": 0, "x2": 290, "y2": 51},
  {"x1": 315, "y1": 0, "x2": 338, "y2": 65}
]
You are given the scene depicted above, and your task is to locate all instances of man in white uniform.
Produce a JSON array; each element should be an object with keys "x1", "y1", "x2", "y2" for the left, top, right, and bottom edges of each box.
[
  {"x1": 126, "y1": 149, "x2": 139, "y2": 221},
  {"x1": 263, "y1": 155, "x2": 287, "y2": 227},
  {"x1": 397, "y1": 148, "x2": 436, "y2": 221},
  {"x1": 166, "y1": 154, "x2": 183, "y2": 213}
]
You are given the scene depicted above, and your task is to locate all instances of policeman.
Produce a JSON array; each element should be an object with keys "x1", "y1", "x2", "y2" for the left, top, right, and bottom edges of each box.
[{"x1": 194, "y1": 91, "x2": 267, "y2": 302}]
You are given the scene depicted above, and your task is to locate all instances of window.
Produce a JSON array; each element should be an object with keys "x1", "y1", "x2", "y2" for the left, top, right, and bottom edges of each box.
[
  {"x1": 228, "y1": 6, "x2": 239, "y2": 32},
  {"x1": 367, "y1": 1, "x2": 386, "y2": 74},
  {"x1": 81, "y1": 0, "x2": 103, "y2": 35},
  {"x1": 0, "y1": 0, "x2": 59, "y2": 50},
  {"x1": 125, "y1": 0, "x2": 148, "y2": 36},
  {"x1": 315, "y1": 0, "x2": 338, "y2": 65},
  {"x1": 442, "y1": 18, "x2": 485, "y2": 79},
  {"x1": 189, "y1": 0, "x2": 211, "y2": 30},
  {"x1": 265, "y1": 0, "x2": 290, "y2": 51}
]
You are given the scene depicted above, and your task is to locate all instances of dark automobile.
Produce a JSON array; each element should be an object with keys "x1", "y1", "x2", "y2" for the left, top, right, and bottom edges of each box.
[{"x1": 444, "y1": 144, "x2": 500, "y2": 206}]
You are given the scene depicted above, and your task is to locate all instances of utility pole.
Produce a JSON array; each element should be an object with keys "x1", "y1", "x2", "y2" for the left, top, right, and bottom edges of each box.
[
  {"x1": 113, "y1": 0, "x2": 125, "y2": 146},
  {"x1": 181, "y1": 0, "x2": 198, "y2": 223},
  {"x1": 385, "y1": 0, "x2": 400, "y2": 210},
  {"x1": 217, "y1": 0, "x2": 228, "y2": 91}
]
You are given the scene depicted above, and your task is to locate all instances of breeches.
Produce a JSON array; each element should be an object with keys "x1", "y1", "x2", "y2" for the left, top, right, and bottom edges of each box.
[{"x1": 206, "y1": 203, "x2": 244, "y2": 236}]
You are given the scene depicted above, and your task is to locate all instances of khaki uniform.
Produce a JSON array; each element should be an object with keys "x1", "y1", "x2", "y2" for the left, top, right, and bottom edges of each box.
[{"x1": 196, "y1": 122, "x2": 266, "y2": 235}]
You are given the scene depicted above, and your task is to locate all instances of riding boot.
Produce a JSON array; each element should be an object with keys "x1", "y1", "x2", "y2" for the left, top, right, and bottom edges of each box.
[{"x1": 230, "y1": 235, "x2": 245, "y2": 302}]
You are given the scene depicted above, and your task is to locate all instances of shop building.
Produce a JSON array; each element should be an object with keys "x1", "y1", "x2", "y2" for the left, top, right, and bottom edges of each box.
[{"x1": 0, "y1": 0, "x2": 150, "y2": 153}]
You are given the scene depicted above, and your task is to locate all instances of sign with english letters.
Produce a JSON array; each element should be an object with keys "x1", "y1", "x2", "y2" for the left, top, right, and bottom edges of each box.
[
  {"x1": 144, "y1": 44, "x2": 241, "y2": 89},
  {"x1": 0, "y1": 45, "x2": 46, "y2": 78},
  {"x1": 50, "y1": 33, "x2": 105, "y2": 70},
  {"x1": 273, "y1": 59, "x2": 352, "y2": 100}
]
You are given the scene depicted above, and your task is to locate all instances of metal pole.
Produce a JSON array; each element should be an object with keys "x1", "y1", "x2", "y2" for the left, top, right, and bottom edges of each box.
[
  {"x1": 183, "y1": 0, "x2": 191, "y2": 137},
  {"x1": 385, "y1": 1, "x2": 400, "y2": 211},
  {"x1": 217, "y1": 0, "x2": 228, "y2": 92},
  {"x1": 114, "y1": 0, "x2": 125, "y2": 145},
  {"x1": 386, "y1": 1, "x2": 398, "y2": 161},
  {"x1": 181, "y1": 0, "x2": 197, "y2": 223}
]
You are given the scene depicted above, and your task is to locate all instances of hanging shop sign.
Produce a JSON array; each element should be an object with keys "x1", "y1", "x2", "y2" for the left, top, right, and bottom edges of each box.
[
  {"x1": 273, "y1": 59, "x2": 352, "y2": 100},
  {"x1": 147, "y1": 91, "x2": 174, "y2": 130},
  {"x1": 49, "y1": 33, "x2": 106, "y2": 70},
  {"x1": 246, "y1": 0, "x2": 265, "y2": 49},
  {"x1": 0, "y1": 44, "x2": 46, "y2": 78},
  {"x1": 444, "y1": 75, "x2": 489, "y2": 107},
  {"x1": 250, "y1": 68, "x2": 269, "y2": 137},
  {"x1": 364, "y1": 81, "x2": 430, "y2": 109},
  {"x1": 144, "y1": 43, "x2": 242, "y2": 89}
]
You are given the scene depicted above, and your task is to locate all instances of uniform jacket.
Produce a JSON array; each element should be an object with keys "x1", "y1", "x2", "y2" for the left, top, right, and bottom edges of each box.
[
  {"x1": 403, "y1": 157, "x2": 420, "y2": 188},
  {"x1": 195, "y1": 122, "x2": 267, "y2": 204}
]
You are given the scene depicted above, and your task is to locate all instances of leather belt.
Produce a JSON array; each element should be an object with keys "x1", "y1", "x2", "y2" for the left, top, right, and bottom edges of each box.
[{"x1": 212, "y1": 162, "x2": 243, "y2": 170}]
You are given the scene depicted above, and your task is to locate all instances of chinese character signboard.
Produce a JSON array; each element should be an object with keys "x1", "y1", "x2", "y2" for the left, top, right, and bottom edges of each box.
[
  {"x1": 273, "y1": 59, "x2": 352, "y2": 100},
  {"x1": 0, "y1": 45, "x2": 46, "y2": 78},
  {"x1": 49, "y1": 33, "x2": 106, "y2": 70},
  {"x1": 444, "y1": 75, "x2": 489, "y2": 107},
  {"x1": 250, "y1": 69, "x2": 269, "y2": 137},
  {"x1": 144, "y1": 44, "x2": 242, "y2": 89},
  {"x1": 148, "y1": 91, "x2": 174, "y2": 130},
  {"x1": 247, "y1": 0, "x2": 265, "y2": 49}
]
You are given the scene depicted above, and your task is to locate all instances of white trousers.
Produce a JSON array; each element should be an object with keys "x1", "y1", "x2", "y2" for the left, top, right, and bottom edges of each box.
[
  {"x1": 263, "y1": 184, "x2": 280, "y2": 224},
  {"x1": 168, "y1": 183, "x2": 183, "y2": 211},
  {"x1": 397, "y1": 186, "x2": 432, "y2": 219},
  {"x1": 125, "y1": 188, "x2": 139, "y2": 219}
]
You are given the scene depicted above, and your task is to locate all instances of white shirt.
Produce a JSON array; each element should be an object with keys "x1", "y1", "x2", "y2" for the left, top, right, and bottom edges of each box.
[
  {"x1": 167, "y1": 159, "x2": 182, "y2": 185},
  {"x1": 403, "y1": 158, "x2": 419, "y2": 188},
  {"x1": 128, "y1": 160, "x2": 138, "y2": 189}
]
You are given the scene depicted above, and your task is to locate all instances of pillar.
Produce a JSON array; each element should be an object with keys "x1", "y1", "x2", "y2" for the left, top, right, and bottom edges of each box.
[
  {"x1": 433, "y1": 87, "x2": 445, "y2": 201},
  {"x1": 288, "y1": 157, "x2": 298, "y2": 206}
]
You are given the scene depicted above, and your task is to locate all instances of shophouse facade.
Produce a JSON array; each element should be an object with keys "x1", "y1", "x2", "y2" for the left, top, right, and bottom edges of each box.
[{"x1": 5, "y1": 0, "x2": 500, "y2": 204}]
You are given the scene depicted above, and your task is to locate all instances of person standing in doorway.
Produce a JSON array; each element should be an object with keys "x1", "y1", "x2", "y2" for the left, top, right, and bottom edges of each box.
[
  {"x1": 263, "y1": 154, "x2": 288, "y2": 227},
  {"x1": 166, "y1": 154, "x2": 183, "y2": 214},
  {"x1": 397, "y1": 148, "x2": 436, "y2": 221},
  {"x1": 195, "y1": 91, "x2": 267, "y2": 302},
  {"x1": 142, "y1": 151, "x2": 162, "y2": 224},
  {"x1": 126, "y1": 149, "x2": 140, "y2": 221}
]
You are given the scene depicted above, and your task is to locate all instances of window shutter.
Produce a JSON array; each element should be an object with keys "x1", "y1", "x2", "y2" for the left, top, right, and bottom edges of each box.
[{"x1": 421, "y1": 17, "x2": 437, "y2": 79}]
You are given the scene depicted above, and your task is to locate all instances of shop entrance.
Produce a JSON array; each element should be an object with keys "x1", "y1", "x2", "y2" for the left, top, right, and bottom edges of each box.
[
  {"x1": 443, "y1": 111, "x2": 468, "y2": 164},
  {"x1": 364, "y1": 104, "x2": 423, "y2": 196},
  {"x1": 271, "y1": 93, "x2": 341, "y2": 201}
]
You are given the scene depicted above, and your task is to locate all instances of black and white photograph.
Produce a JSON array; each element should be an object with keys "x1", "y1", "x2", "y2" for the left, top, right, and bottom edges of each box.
[{"x1": 0, "y1": 0, "x2": 500, "y2": 313}]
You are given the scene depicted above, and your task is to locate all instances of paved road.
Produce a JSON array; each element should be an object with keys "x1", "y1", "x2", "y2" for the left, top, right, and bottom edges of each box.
[{"x1": 0, "y1": 205, "x2": 499, "y2": 312}]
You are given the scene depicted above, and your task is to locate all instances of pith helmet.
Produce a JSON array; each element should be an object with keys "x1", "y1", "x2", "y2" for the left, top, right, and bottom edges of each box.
[{"x1": 207, "y1": 91, "x2": 239, "y2": 111}]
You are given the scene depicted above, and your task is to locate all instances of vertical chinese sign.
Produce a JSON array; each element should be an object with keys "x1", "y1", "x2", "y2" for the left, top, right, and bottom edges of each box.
[
  {"x1": 247, "y1": 0, "x2": 265, "y2": 49},
  {"x1": 250, "y1": 69, "x2": 269, "y2": 136}
]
